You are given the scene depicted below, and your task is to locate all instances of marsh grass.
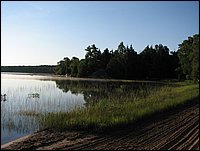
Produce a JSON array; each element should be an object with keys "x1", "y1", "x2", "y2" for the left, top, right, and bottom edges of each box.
[{"x1": 39, "y1": 81, "x2": 199, "y2": 132}]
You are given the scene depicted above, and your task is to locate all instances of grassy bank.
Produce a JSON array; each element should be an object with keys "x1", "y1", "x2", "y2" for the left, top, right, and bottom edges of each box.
[{"x1": 39, "y1": 81, "x2": 199, "y2": 132}]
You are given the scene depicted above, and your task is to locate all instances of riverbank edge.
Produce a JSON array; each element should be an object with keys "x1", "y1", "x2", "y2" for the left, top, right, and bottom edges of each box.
[
  {"x1": 1, "y1": 135, "x2": 31, "y2": 148},
  {"x1": 1, "y1": 128, "x2": 49, "y2": 149}
]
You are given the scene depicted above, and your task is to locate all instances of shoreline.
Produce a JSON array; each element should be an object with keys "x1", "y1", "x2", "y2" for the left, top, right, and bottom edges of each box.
[
  {"x1": 1, "y1": 100, "x2": 199, "y2": 150},
  {"x1": 1, "y1": 72, "x2": 169, "y2": 84},
  {"x1": 1, "y1": 134, "x2": 32, "y2": 148},
  {"x1": 1, "y1": 128, "x2": 46, "y2": 148}
]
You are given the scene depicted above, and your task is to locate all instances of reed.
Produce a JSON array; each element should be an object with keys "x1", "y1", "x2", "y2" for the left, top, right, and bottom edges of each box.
[{"x1": 39, "y1": 81, "x2": 199, "y2": 132}]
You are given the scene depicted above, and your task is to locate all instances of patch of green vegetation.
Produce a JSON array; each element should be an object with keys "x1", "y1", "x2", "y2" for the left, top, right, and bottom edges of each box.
[{"x1": 39, "y1": 82, "x2": 199, "y2": 132}]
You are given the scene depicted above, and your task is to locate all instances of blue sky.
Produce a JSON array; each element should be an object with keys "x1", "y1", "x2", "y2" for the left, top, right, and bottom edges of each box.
[{"x1": 1, "y1": 1, "x2": 199, "y2": 66}]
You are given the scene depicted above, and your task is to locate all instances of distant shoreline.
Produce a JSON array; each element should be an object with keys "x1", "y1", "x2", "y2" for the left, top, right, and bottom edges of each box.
[
  {"x1": 1, "y1": 71, "x2": 55, "y2": 76},
  {"x1": 1, "y1": 72, "x2": 170, "y2": 85},
  {"x1": 1, "y1": 65, "x2": 55, "y2": 74}
]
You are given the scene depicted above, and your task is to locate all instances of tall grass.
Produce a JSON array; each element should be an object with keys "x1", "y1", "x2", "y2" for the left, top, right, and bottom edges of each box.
[{"x1": 39, "y1": 81, "x2": 199, "y2": 132}]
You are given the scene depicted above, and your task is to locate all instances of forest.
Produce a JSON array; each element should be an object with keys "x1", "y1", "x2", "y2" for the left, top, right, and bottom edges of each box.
[
  {"x1": 1, "y1": 65, "x2": 55, "y2": 73},
  {"x1": 54, "y1": 34, "x2": 199, "y2": 81}
]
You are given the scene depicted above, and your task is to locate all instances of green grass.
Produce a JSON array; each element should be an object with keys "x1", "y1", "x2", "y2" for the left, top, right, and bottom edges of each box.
[{"x1": 39, "y1": 81, "x2": 199, "y2": 132}]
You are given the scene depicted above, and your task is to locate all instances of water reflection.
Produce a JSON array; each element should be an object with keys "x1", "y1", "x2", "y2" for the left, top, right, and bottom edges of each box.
[
  {"x1": 1, "y1": 74, "x2": 85, "y2": 144},
  {"x1": 54, "y1": 80, "x2": 164, "y2": 106},
  {"x1": 1, "y1": 73, "x2": 164, "y2": 145}
]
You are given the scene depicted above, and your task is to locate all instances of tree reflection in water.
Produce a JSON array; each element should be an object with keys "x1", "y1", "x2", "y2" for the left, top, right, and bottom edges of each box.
[{"x1": 55, "y1": 80, "x2": 164, "y2": 107}]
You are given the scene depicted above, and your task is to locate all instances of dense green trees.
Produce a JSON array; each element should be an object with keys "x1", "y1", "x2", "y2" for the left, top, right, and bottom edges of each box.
[
  {"x1": 139, "y1": 44, "x2": 179, "y2": 79},
  {"x1": 54, "y1": 57, "x2": 71, "y2": 75},
  {"x1": 70, "y1": 57, "x2": 79, "y2": 77},
  {"x1": 54, "y1": 34, "x2": 199, "y2": 81},
  {"x1": 177, "y1": 34, "x2": 199, "y2": 81}
]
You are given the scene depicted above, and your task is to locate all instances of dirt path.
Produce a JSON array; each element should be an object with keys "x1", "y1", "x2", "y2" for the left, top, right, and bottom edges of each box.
[{"x1": 1, "y1": 101, "x2": 199, "y2": 150}]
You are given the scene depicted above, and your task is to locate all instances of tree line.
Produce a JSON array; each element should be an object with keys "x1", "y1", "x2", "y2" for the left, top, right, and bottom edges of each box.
[
  {"x1": 1, "y1": 65, "x2": 56, "y2": 73},
  {"x1": 54, "y1": 33, "x2": 198, "y2": 81}
]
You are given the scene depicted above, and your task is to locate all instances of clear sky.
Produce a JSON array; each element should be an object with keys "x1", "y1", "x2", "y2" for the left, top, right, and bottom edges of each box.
[{"x1": 1, "y1": 1, "x2": 199, "y2": 66}]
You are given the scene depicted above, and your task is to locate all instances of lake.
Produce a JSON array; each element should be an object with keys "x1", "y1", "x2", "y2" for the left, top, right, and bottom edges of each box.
[
  {"x1": 1, "y1": 72, "x2": 86, "y2": 145},
  {"x1": 1, "y1": 72, "x2": 162, "y2": 145}
]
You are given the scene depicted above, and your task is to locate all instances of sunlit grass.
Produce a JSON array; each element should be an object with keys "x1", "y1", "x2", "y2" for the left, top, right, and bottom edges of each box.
[{"x1": 39, "y1": 81, "x2": 199, "y2": 132}]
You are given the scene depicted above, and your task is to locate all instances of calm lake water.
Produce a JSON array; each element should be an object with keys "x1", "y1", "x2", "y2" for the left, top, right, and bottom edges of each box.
[
  {"x1": 1, "y1": 72, "x2": 85, "y2": 145},
  {"x1": 1, "y1": 72, "x2": 162, "y2": 145}
]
